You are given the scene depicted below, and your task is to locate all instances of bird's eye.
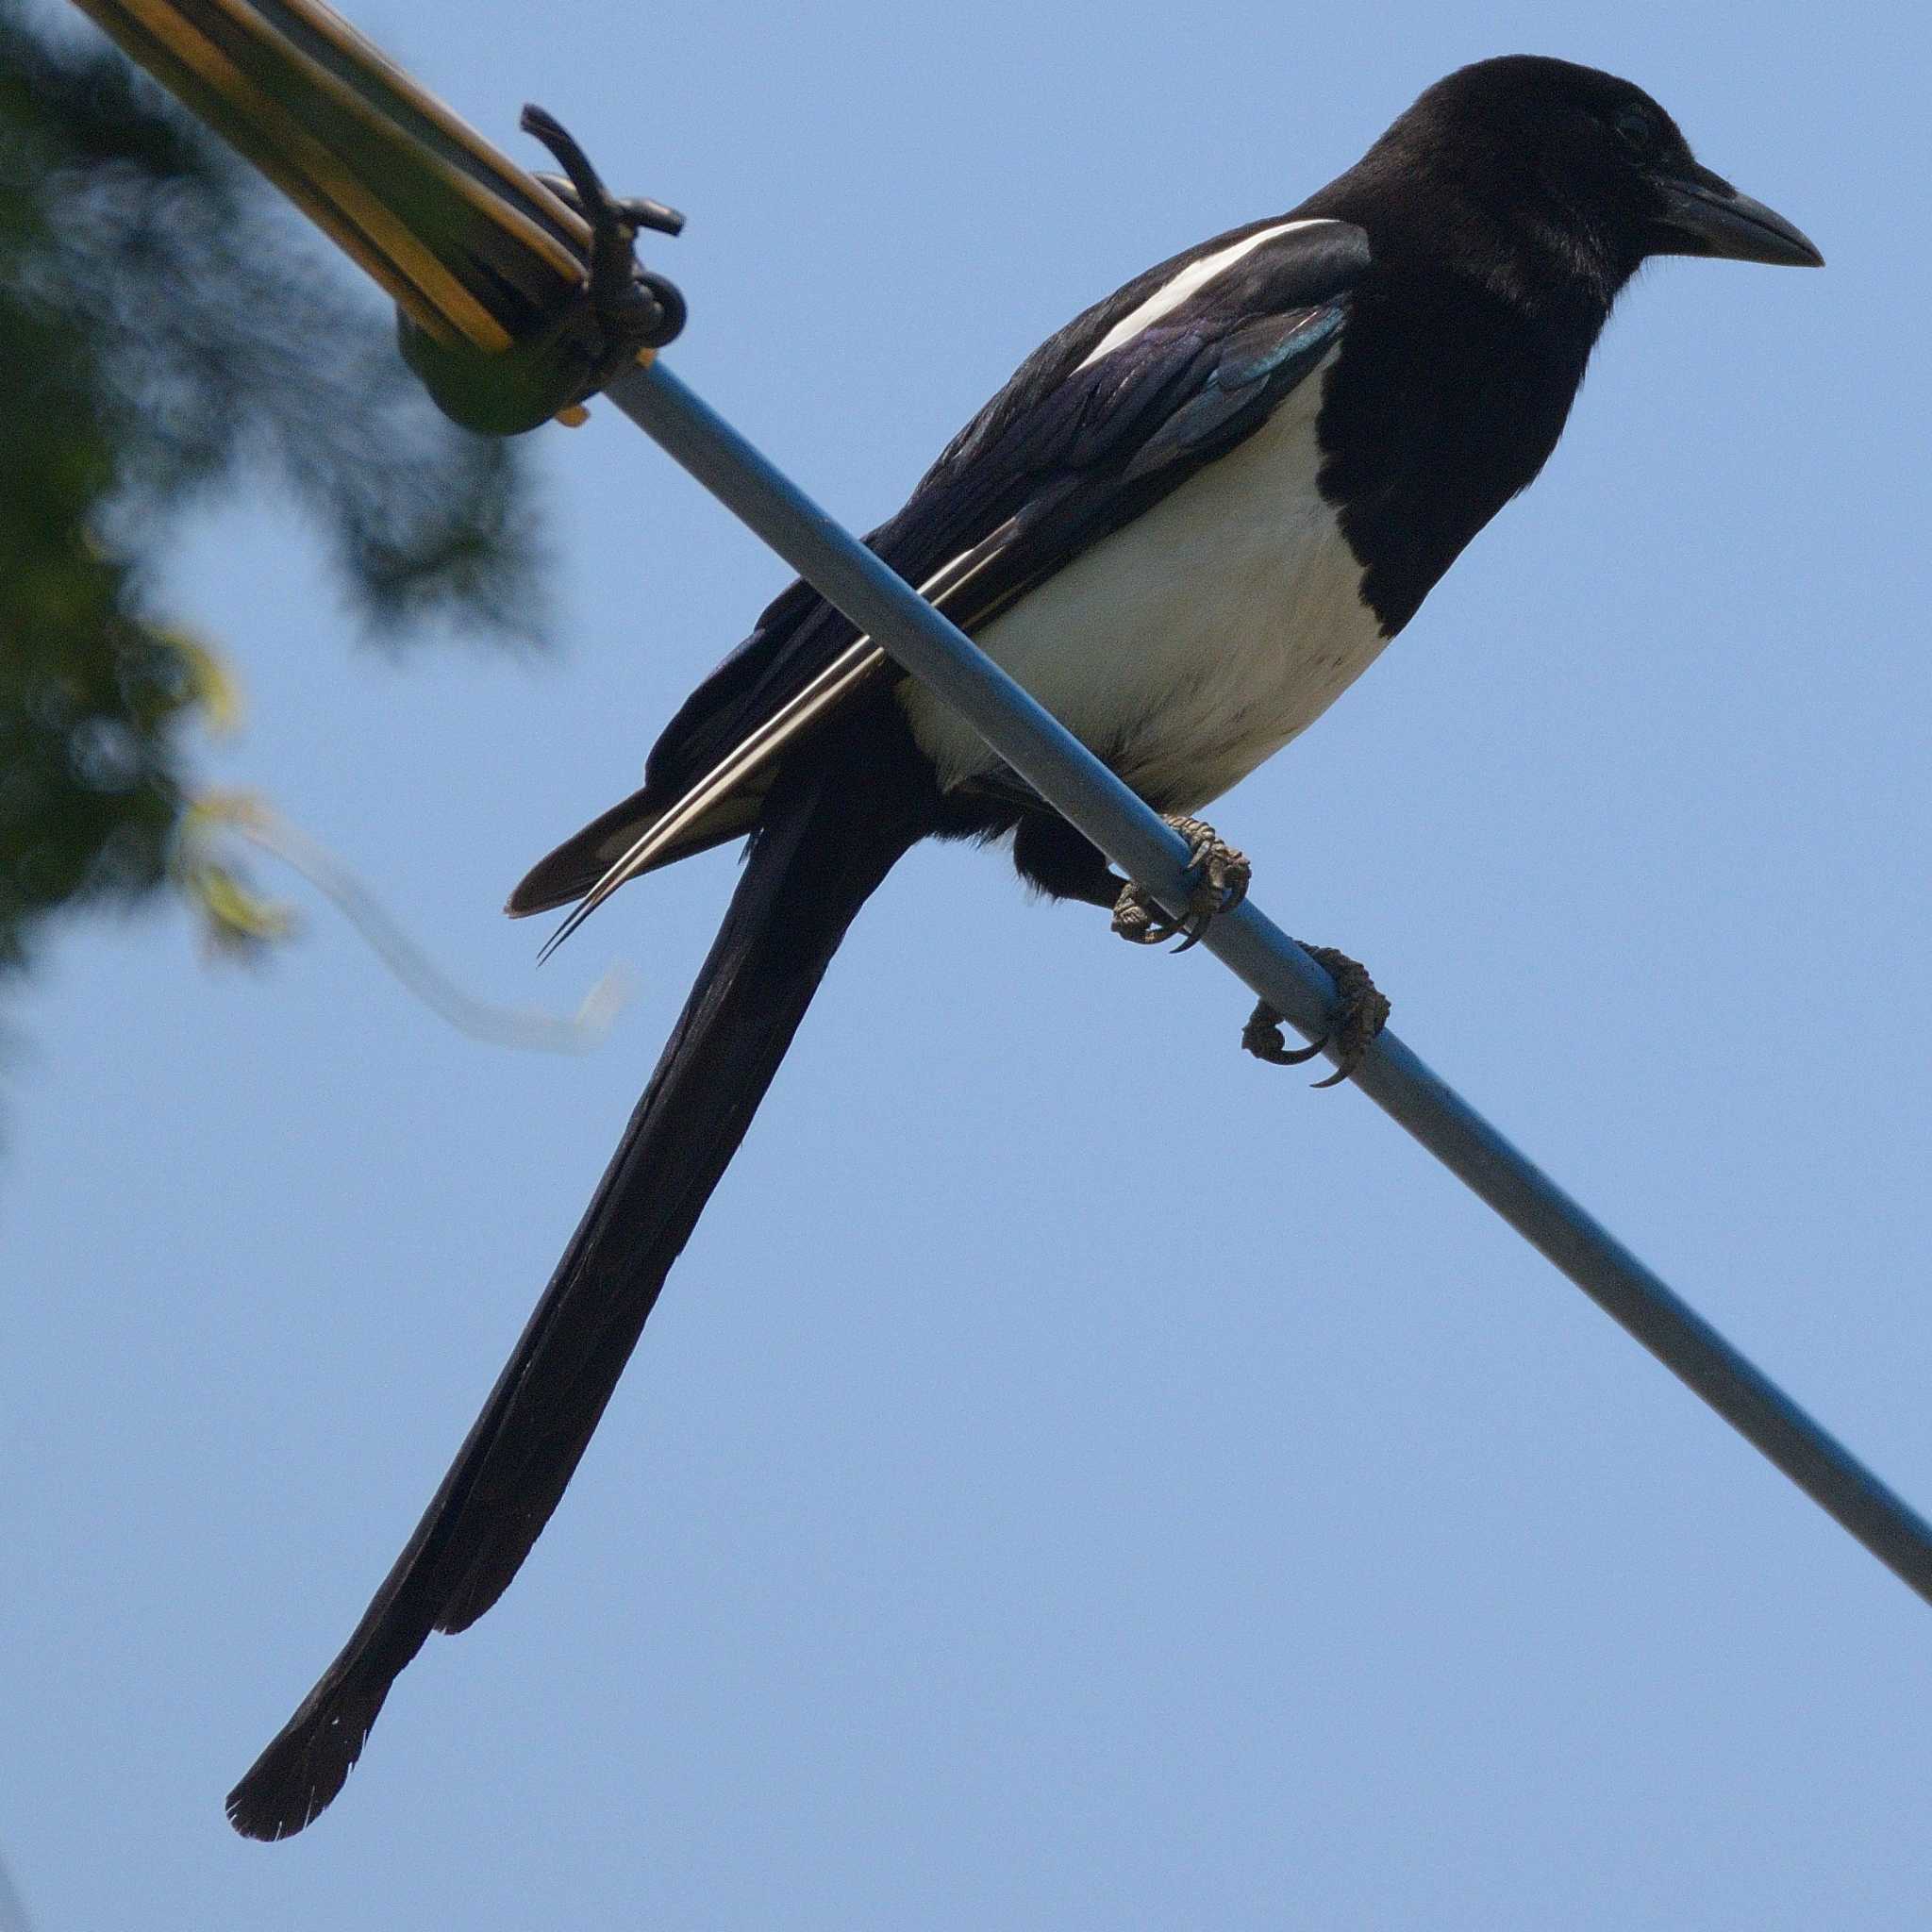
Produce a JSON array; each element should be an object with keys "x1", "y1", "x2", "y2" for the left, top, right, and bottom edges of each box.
[{"x1": 1613, "y1": 107, "x2": 1656, "y2": 156}]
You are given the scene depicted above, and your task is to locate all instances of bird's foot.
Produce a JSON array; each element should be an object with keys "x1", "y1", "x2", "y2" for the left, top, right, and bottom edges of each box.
[
  {"x1": 1241, "y1": 944, "x2": 1390, "y2": 1089},
  {"x1": 1110, "y1": 818, "x2": 1251, "y2": 952}
]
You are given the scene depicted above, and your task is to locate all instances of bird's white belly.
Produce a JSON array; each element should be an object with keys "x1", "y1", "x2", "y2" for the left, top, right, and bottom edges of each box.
[{"x1": 900, "y1": 362, "x2": 1389, "y2": 813}]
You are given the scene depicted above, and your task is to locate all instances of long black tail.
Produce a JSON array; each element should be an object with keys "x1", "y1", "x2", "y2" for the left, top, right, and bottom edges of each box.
[{"x1": 227, "y1": 742, "x2": 929, "y2": 1840}]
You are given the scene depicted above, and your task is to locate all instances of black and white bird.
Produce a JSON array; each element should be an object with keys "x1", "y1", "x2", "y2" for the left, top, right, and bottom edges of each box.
[{"x1": 229, "y1": 55, "x2": 1820, "y2": 1837}]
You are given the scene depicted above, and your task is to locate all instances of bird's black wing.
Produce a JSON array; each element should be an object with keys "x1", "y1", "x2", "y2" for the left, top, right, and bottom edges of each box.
[{"x1": 509, "y1": 216, "x2": 1373, "y2": 916}]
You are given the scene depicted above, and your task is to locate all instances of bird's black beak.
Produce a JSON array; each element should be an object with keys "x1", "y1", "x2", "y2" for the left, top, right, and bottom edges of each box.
[{"x1": 1649, "y1": 163, "x2": 1824, "y2": 267}]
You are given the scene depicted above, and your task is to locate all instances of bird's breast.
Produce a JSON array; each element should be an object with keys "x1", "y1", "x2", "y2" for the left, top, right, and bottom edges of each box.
[{"x1": 901, "y1": 355, "x2": 1388, "y2": 812}]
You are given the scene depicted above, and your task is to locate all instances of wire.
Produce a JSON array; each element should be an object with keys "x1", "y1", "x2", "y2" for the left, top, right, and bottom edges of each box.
[{"x1": 605, "y1": 353, "x2": 1932, "y2": 1611}]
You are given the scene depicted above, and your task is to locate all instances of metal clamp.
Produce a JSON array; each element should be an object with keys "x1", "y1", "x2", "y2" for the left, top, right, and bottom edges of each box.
[{"x1": 399, "y1": 107, "x2": 688, "y2": 435}]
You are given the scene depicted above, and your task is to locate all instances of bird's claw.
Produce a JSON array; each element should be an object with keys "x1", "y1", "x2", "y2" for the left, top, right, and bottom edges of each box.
[
  {"x1": 1241, "y1": 944, "x2": 1390, "y2": 1088},
  {"x1": 1110, "y1": 818, "x2": 1251, "y2": 950}
]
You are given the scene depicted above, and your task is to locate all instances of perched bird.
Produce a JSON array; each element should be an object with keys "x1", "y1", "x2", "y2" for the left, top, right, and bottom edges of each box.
[{"x1": 228, "y1": 55, "x2": 1820, "y2": 1837}]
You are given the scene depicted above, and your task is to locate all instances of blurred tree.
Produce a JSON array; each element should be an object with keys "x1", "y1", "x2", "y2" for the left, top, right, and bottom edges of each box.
[{"x1": 0, "y1": 0, "x2": 545, "y2": 975}]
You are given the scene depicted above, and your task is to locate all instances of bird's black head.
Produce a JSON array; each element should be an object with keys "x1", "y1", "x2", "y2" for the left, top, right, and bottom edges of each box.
[{"x1": 1364, "y1": 57, "x2": 1822, "y2": 302}]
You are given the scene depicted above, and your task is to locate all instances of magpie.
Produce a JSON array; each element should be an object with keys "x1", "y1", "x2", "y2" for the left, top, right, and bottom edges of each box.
[{"x1": 227, "y1": 55, "x2": 1820, "y2": 1838}]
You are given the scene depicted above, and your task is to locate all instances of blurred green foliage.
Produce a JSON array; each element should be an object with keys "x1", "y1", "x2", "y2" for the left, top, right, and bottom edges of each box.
[{"x1": 0, "y1": 1, "x2": 545, "y2": 974}]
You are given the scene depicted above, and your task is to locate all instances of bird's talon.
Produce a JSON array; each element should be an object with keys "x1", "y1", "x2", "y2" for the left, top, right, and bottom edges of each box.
[
  {"x1": 1241, "y1": 947, "x2": 1389, "y2": 1087},
  {"x1": 1297, "y1": 942, "x2": 1390, "y2": 1085},
  {"x1": 1109, "y1": 891, "x2": 1166, "y2": 944},
  {"x1": 1241, "y1": 1000, "x2": 1324, "y2": 1065},
  {"x1": 1110, "y1": 816, "x2": 1249, "y2": 949}
]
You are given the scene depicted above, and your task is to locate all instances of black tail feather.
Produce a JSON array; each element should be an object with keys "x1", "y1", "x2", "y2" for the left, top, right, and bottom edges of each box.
[
  {"x1": 505, "y1": 777, "x2": 760, "y2": 917},
  {"x1": 227, "y1": 738, "x2": 929, "y2": 1840}
]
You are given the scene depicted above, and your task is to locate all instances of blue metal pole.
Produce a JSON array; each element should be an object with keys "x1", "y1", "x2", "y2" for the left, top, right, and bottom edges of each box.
[{"x1": 605, "y1": 352, "x2": 1932, "y2": 1607}]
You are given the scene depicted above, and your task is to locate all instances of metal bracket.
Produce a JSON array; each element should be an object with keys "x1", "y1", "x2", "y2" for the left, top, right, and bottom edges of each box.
[{"x1": 398, "y1": 107, "x2": 687, "y2": 435}]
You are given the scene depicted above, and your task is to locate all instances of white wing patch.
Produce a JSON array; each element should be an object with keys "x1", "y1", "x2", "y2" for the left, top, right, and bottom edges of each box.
[{"x1": 1074, "y1": 218, "x2": 1341, "y2": 373}]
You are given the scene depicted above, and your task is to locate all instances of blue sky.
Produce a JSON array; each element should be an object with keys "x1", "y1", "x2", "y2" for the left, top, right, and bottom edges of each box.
[{"x1": 9, "y1": 0, "x2": 1932, "y2": 1924}]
